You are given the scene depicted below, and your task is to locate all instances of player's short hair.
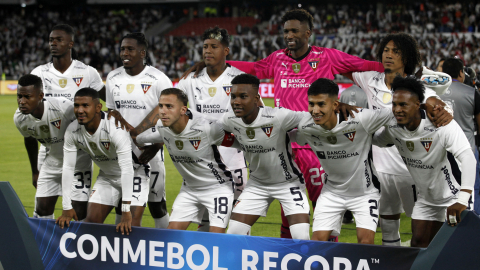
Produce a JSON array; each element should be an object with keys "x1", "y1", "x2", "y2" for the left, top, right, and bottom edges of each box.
[
  {"x1": 51, "y1": 24, "x2": 75, "y2": 41},
  {"x1": 281, "y1": 9, "x2": 314, "y2": 31},
  {"x1": 18, "y1": 74, "x2": 43, "y2": 93},
  {"x1": 231, "y1": 74, "x2": 260, "y2": 92},
  {"x1": 308, "y1": 78, "x2": 339, "y2": 98},
  {"x1": 391, "y1": 76, "x2": 425, "y2": 102},
  {"x1": 202, "y1": 26, "x2": 229, "y2": 47},
  {"x1": 442, "y1": 57, "x2": 464, "y2": 79},
  {"x1": 121, "y1": 32, "x2": 148, "y2": 50},
  {"x1": 160, "y1": 88, "x2": 188, "y2": 106},
  {"x1": 375, "y1": 33, "x2": 421, "y2": 75},
  {"x1": 75, "y1": 88, "x2": 100, "y2": 102}
]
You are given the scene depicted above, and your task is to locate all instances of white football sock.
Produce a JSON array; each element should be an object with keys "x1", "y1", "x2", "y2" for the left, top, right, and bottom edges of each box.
[
  {"x1": 227, "y1": 220, "x2": 251, "y2": 235},
  {"x1": 381, "y1": 219, "x2": 401, "y2": 246},
  {"x1": 290, "y1": 223, "x2": 310, "y2": 240},
  {"x1": 154, "y1": 214, "x2": 170, "y2": 229}
]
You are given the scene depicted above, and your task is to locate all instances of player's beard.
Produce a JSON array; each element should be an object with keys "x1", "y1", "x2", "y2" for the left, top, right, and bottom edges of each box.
[{"x1": 384, "y1": 68, "x2": 392, "y2": 74}]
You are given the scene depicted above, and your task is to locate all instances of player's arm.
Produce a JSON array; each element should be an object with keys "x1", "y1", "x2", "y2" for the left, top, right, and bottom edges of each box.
[
  {"x1": 327, "y1": 49, "x2": 384, "y2": 76},
  {"x1": 424, "y1": 96, "x2": 453, "y2": 127},
  {"x1": 372, "y1": 127, "x2": 394, "y2": 148},
  {"x1": 98, "y1": 86, "x2": 106, "y2": 102},
  {"x1": 130, "y1": 106, "x2": 161, "y2": 141},
  {"x1": 358, "y1": 108, "x2": 395, "y2": 134},
  {"x1": 107, "y1": 108, "x2": 134, "y2": 131},
  {"x1": 279, "y1": 109, "x2": 311, "y2": 131},
  {"x1": 416, "y1": 67, "x2": 452, "y2": 95},
  {"x1": 473, "y1": 90, "x2": 480, "y2": 143},
  {"x1": 89, "y1": 66, "x2": 107, "y2": 101},
  {"x1": 24, "y1": 137, "x2": 40, "y2": 188},
  {"x1": 114, "y1": 130, "x2": 134, "y2": 235}
]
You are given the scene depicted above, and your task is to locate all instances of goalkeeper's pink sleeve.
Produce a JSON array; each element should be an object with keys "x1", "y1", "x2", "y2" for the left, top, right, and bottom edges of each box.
[{"x1": 226, "y1": 61, "x2": 257, "y2": 76}]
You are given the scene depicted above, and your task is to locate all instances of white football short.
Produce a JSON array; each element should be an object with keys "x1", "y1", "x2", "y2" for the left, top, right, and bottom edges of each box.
[
  {"x1": 411, "y1": 197, "x2": 451, "y2": 222},
  {"x1": 231, "y1": 167, "x2": 248, "y2": 201},
  {"x1": 313, "y1": 190, "x2": 381, "y2": 236},
  {"x1": 232, "y1": 179, "x2": 310, "y2": 217},
  {"x1": 377, "y1": 172, "x2": 416, "y2": 217},
  {"x1": 147, "y1": 151, "x2": 166, "y2": 202},
  {"x1": 170, "y1": 184, "x2": 234, "y2": 228},
  {"x1": 89, "y1": 166, "x2": 150, "y2": 207}
]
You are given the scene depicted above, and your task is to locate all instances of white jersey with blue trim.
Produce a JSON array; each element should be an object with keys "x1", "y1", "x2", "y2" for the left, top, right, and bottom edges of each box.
[
  {"x1": 221, "y1": 107, "x2": 308, "y2": 185},
  {"x1": 296, "y1": 108, "x2": 394, "y2": 197},
  {"x1": 137, "y1": 111, "x2": 232, "y2": 190}
]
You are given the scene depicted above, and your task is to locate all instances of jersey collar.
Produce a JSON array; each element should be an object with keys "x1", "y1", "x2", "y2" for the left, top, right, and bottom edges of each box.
[{"x1": 285, "y1": 46, "x2": 312, "y2": 62}]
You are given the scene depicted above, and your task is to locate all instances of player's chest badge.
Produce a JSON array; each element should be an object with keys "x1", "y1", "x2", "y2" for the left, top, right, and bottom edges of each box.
[
  {"x1": 223, "y1": 86, "x2": 231, "y2": 96},
  {"x1": 89, "y1": 142, "x2": 98, "y2": 151},
  {"x1": 101, "y1": 141, "x2": 110, "y2": 150},
  {"x1": 175, "y1": 140, "x2": 184, "y2": 150},
  {"x1": 59, "y1": 78, "x2": 67, "y2": 88},
  {"x1": 406, "y1": 141, "x2": 415, "y2": 151},
  {"x1": 246, "y1": 128, "x2": 255, "y2": 139},
  {"x1": 343, "y1": 131, "x2": 356, "y2": 142},
  {"x1": 141, "y1": 82, "x2": 152, "y2": 94},
  {"x1": 382, "y1": 93, "x2": 392, "y2": 104},
  {"x1": 308, "y1": 60, "x2": 319, "y2": 72},
  {"x1": 50, "y1": 119, "x2": 62, "y2": 130},
  {"x1": 39, "y1": 125, "x2": 49, "y2": 134},
  {"x1": 261, "y1": 125, "x2": 273, "y2": 138},
  {"x1": 421, "y1": 140, "x2": 432, "y2": 152},
  {"x1": 72, "y1": 76, "x2": 84, "y2": 87},
  {"x1": 327, "y1": 136, "x2": 337, "y2": 144},
  {"x1": 208, "y1": 87, "x2": 217, "y2": 97},
  {"x1": 189, "y1": 138, "x2": 201, "y2": 150},
  {"x1": 292, "y1": 63, "x2": 301, "y2": 74},
  {"x1": 126, "y1": 84, "x2": 135, "y2": 94}
]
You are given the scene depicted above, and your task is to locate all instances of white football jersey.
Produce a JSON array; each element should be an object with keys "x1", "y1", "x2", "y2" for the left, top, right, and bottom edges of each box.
[
  {"x1": 13, "y1": 97, "x2": 88, "y2": 167},
  {"x1": 178, "y1": 66, "x2": 246, "y2": 170},
  {"x1": 106, "y1": 65, "x2": 173, "y2": 127},
  {"x1": 31, "y1": 60, "x2": 104, "y2": 101},
  {"x1": 137, "y1": 111, "x2": 232, "y2": 190},
  {"x1": 352, "y1": 71, "x2": 439, "y2": 175},
  {"x1": 296, "y1": 108, "x2": 394, "y2": 196},
  {"x1": 373, "y1": 111, "x2": 471, "y2": 206},
  {"x1": 221, "y1": 107, "x2": 308, "y2": 185}
]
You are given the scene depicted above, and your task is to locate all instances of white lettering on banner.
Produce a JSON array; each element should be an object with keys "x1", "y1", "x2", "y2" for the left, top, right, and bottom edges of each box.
[
  {"x1": 243, "y1": 249, "x2": 259, "y2": 270},
  {"x1": 78, "y1": 234, "x2": 99, "y2": 260},
  {"x1": 281, "y1": 253, "x2": 302, "y2": 269},
  {"x1": 213, "y1": 246, "x2": 228, "y2": 270},
  {"x1": 123, "y1": 239, "x2": 146, "y2": 265},
  {"x1": 168, "y1": 242, "x2": 184, "y2": 269},
  {"x1": 101, "y1": 236, "x2": 119, "y2": 263},
  {"x1": 305, "y1": 255, "x2": 329, "y2": 269},
  {"x1": 186, "y1": 244, "x2": 210, "y2": 270},
  {"x1": 149, "y1": 241, "x2": 164, "y2": 267},
  {"x1": 334, "y1": 257, "x2": 351, "y2": 270},
  {"x1": 264, "y1": 252, "x2": 278, "y2": 269},
  {"x1": 60, "y1": 232, "x2": 77, "y2": 258}
]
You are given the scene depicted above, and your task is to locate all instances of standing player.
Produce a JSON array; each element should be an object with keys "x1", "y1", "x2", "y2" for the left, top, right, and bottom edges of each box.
[
  {"x1": 339, "y1": 85, "x2": 368, "y2": 108},
  {"x1": 373, "y1": 77, "x2": 475, "y2": 247},
  {"x1": 14, "y1": 74, "x2": 91, "y2": 219},
  {"x1": 222, "y1": 74, "x2": 311, "y2": 240},
  {"x1": 30, "y1": 24, "x2": 105, "y2": 219},
  {"x1": 184, "y1": 9, "x2": 384, "y2": 238},
  {"x1": 106, "y1": 33, "x2": 173, "y2": 228},
  {"x1": 56, "y1": 88, "x2": 134, "y2": 235},
  {"x1": 135, "y1": 88, "x2": 234, "y2": 233},
  {"x1": 348, "y1": 33, "x2": 453, "y2": 246}
]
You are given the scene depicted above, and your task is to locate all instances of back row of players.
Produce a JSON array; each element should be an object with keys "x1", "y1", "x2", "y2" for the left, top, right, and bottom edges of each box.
[{"x1": 14, "y1": 9, "x2": 473, "y2": 246}]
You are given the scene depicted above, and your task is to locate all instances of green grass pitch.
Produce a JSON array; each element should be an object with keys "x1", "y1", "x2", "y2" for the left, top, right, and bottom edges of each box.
[{"x1": 0, "y1": 95, "x2": 412, "y2": 244}]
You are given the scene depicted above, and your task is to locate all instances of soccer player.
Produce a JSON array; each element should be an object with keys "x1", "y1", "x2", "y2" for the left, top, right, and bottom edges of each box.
[
  {"x1": 183, "y1": 9, "x2": 384, "y2": 238},
  {"x1": 373, "y1": 77, "x2": 475, "y2": 247},
  {"x1": 14, "y1": 74, "x2": 91, "y2": 219},
  {"x1": 56, "y1": 88, "x2": 135, "y2": 235},
  {"x1": 339, "y1": 85, "x2": 368, "y2": 109},
  {"x1": 222, "y1": 74, "x2": 310, "y2": 240},
  {"x1": 30, "y1": 24, "x2": 105, "y2": 219},
  {"x1": 106, "y1": 33, "x2": 173, "y2": 228},
  {"x1": 346, "y1": 33, "x2": 452, "y2": 246},
  {"x1": 135, "y1": 88, "x2": 234, "y2": 233},
  {"x1": 294, "y1": 78, "x2": 398, "y2": 244}
]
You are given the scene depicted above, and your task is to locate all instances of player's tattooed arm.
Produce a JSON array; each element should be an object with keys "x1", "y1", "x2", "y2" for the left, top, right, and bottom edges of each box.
[
  {"x1": 107, "y1": 109, "x2": 134, "y2": 131},
  {"x1": 24, "y1": 137, "x2": 39, "y2": 188},
  {"x1": 424, "y1": 97, "x2": 453, "y2": 127},
  {"x1": 131, "y1": 106, "x2": 161, "y2": 139}
]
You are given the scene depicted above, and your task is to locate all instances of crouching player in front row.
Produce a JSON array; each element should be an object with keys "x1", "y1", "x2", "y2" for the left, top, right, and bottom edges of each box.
[
  {"x1": 56, "y1": 88, "x2": 147, "y2": 235},
  {"x1": 373, "y1": 77, "x2": 474, "y2": 247},
  {"x1": 134, "y1": 88, "x2": 234, "y2": 233}
]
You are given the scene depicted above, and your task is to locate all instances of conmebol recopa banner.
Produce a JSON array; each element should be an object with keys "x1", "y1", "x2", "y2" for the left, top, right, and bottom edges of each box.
[{"x1": 29, "y1": 218, "x2": 420, "y2": 270}]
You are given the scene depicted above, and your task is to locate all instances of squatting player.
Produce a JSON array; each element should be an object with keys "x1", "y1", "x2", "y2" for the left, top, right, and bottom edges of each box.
[
  {"x1": 135, "y1": 88, "x2": 234, "y2": 233},
  {"x1": 223, "y1": 74, "x2": 311, "y2": 240},
  {"x1": 30, "y1": 24, "x2": 105, "y2": 219},
  {"x1": 56, "y1": 88, "x2": 136, "y2": 235},
  {"x1": 106, "y1": 33, "x2": 172, "y2": 228},
  {"x1": 14, "y1": 74, "x2": 91, "y2": 219},
  {"x1": 184, "y1": 9, "x2": 384, "y2": 238},
  {"x1": 373, "y1": 77, "x2": 474, "y2": 247}
]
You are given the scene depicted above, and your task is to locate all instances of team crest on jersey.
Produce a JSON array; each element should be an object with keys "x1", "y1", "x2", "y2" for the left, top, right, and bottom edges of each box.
[
  {"x1": 126, "y1": 84, "x2": 135, "y2": 94},
  {"x1": 189, "y1": 138, "x2": 201, "y2": 150},
  {"x1": 89, "y1": 142, "x2": 98, "y2": 151},
  {"x1": 223, "y1": 86, "x2": 232, "y2": 96},
  {"x1": 50, "y1": 119, "x2": 62, "y2": 129},
  {"x1": 292, "y1": 63, "x2": 301, "y2": 74},
  {"x1": 327, "y1": 136, "x2": 337, "y2": 144},
  {"x1": 421, "y1": 140, "x2": 433, "y2": 152},
  {"x1": 208, "y1": 87, "x2": 217, "y2": 97},
  {"x1": 59, "y1": 78, "x2": 67, "y2": 88},
  {"x1": 246, "y1": 128, "x2": 255, "y2": 139},
  {"x1": 261, "y1": 125, "x2": 273, "y2": 137},
  {"x1": 101, "y1": 141, "x2": 110, "y2": 150},
  {"x1": 175, "y1": 140, "x2": 184, "y2": 150},
  {"x1": 72, "y1": 76, "x2": 84, "y2": 87},
  {"x1": 382, "y1": 93, "x2": 392, "y2": 103},
  {"x1": 308, "y1": 60, "x2": 319, "y2": 72},
  {"x1": 343, "y1": 131, "x2": 356, "y2": 142},
  {"x1": 39, "y1": 125, "x2": 49, "y2": 134},
  {"x1": 141, "y1": 82, "x2": 152, "y2": 94},
  {"x1": 406, "y1": 141, "x2": 415, "y2": 151}
]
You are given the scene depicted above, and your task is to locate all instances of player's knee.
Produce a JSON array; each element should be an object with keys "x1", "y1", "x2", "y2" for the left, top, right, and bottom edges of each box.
[
  {"x1": 227, "y1": 220, "x2": 251, "y2": 235},
  {"x1": 289, "y1": 223, "x2": 310, "y2": 240},
  {"x1": 148, "y1": 200, "x2": 168, "y2": 218},
  {"x1": 410, "y1": 236, "x2": 429, "y2": 248}
]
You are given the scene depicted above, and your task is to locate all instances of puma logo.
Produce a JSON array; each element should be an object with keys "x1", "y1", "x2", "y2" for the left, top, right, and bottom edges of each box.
[
  {"x1": 151, "y1": 191, "x2": 158, "y2": 197},
  {"x1": 132, "y1": 194, "x2": 140, "y2": 201},
  {"x1": 296, "y1": 203, "x2": 304, "y2": 209},
  {"x1": 282, "y1": 62, "x2": 288, "y2": 69},
  {"x1": 82, "y1": 191, "x2": 88, "y2": 196},
  {"x1": 217, "y1": 215, "x2": 226, "y2": 223}
]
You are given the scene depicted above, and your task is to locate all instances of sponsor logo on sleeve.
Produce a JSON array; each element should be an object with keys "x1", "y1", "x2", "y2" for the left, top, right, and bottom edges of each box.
[
  {"x1": 261, "y1": 125, "x2": 273, "y2": 137},
  {"x1": 72, "y1": 76, "x2": 84, "y2": 87},
  {"x1": 189, "y1": 138, "x2": 201, "y2": 150},
  {"x1": 50, "y1": 119, "x2": 62, "y2": 129},
  {"x1": 141, "y1": 82, "x2": 152, "y2": 94}
]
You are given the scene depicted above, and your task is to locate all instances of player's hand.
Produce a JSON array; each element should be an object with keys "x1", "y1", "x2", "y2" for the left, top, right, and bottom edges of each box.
[
  {"x1": 180, "y1": 61, "x2": 206, "y2": 79},
  {"x1": 55, "y1": 209, "x2": 78, "y2": 229},
  {"x1": 108, "y1": 110, "x2": 134, "y2": 131},
  {"x1": 32, "y1": 173, "x2": 39, "y2": 189},
  {"x1": 447, "y1": 203, "x2": 467, "y2": 226},
  {"x1": 138, "y1": 144, "x2": 162, "y2": 164},
  {"x1": 427, "y1": 105, "x2": 452, "y2": 127},
  {"x1": 116, "y1": 212, "x2": 132, "y2": 235},
  {"x1": 336, "y1": 102, "x2": 360, "y2": 119}
]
